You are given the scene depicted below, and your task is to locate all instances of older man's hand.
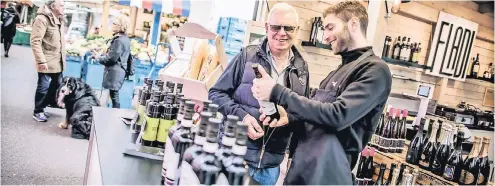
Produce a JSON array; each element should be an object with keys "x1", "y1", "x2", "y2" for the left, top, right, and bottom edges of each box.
[{"x1": 252, "y1": 66, "x2": 276, "y2": 101}]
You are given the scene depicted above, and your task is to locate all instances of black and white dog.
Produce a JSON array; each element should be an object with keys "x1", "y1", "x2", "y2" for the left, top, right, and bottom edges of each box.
[{"x1": 56, "y1": 77, "x2": 100, "y2": 139}]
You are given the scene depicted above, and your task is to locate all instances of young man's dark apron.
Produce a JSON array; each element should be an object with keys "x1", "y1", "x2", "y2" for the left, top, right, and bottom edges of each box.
[{"x1": 287, "y1": 49, "x2": 373, "y2": 185}]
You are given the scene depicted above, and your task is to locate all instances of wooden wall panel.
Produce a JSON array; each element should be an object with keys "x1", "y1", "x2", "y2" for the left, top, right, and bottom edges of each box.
[{"x1": 417, "y1": 1, "x2": 494, "y2": 29}]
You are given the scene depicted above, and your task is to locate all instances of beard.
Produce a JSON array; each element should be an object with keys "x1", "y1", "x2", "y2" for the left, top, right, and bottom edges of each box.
[{"x1": 333, "y1": 25, "x2": 355, "y2": 55}]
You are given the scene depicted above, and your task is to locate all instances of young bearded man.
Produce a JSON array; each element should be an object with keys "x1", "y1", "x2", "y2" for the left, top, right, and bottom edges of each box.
[
  {"x1": 209, "y1": 3, "x2": 309, "y2": 185},
  {"x1": 252, "y1": 1, "x2": 392, "y2": 185}
]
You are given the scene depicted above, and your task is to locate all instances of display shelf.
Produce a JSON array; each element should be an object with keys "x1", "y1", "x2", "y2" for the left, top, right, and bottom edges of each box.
[
  {"x1": 301, "y1": 41, "x2": 332, "y2": 50},
  {"x1": 465, "y1": 77, "x2": 494, "y2": 84},
  {"x1": 382, "y1": 57, "x2": 430, "y2": 70},
  {"x1": 371, "y1": 144, "x2": 459, "y2": 185}
]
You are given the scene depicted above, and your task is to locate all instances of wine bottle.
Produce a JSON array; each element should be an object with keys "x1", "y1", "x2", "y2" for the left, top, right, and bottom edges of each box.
[
  {"x1": 385, "y1": 163, "x2": 397, "y2": 185},
  {"x1": 443, "y1": 131, "x2": 465, "y2": 182},
  {"x1": 164, "y1": 101, "x2": 195, "y2": 186},
  {"x1": 403, "y1": 38, "x2": 411, "y2": 61},
  {"x1": 432, "y1": 124, "x2": 452, "y2": 176},
  {"x1": 379, "y1": 108, "x2": 395, "y2": 152},
  {"x1": 156, "y1": 93, "x2": 177, "y2": 149},
  {"x1": 471, "y1": 53, "x2": 480, "y2": 78},
  {"x1": 421, "y1": 118, "x2": 434, "y2": 151},
  {"x1": 413, "y1": 43, "x2": 421, "y2": 63},
  {"x1": 393, "y1": 36, "x2": 402, "y2": 60},
  {"x1": 391, "y1": 109, "x2": 401, "y2": 153},
  {"x1": 398, "y1": 109, "x2": 408, "y2": 153},
  {"x1": 382, "y1": 36, "x2": 391, "y2": 58},
  {"x1": 396, "y1": 164, "x2": 406, "y2": 185},
  {"x1": 356, "y1": 148, "x2": 369, "y2": 185},
  {"x1": 197, "y1": 118, "x2": 222, "y2": 185},
  {"x1": 459, "y1": 136, "x2": 482, "y2": 185},
  {"x1": 177, "y1": 112, "x2": 212, "y2": 185},
  {"x1": 409, "y1": 42, "x2": 416, "y2": 62},
  {"x1": 224, "y1": 122, "x2": 249, "y2": 185},
  {"x1": 252, "y1": 63, "x2": 280, "y2": 122},
  {"x1": 164, "y1": 81, "x2": 175, "y2": 93},
  {"x1": 390, "y1": 167, "x2": 400, "y2": 186},
  {"x1": 418, "y1": 120, "x2": 439, "y2": 171},
  {"x1": 477, "y1": 137, "x2": 491, "y2": 185},
  {"x1": 411, "y1": 169, "x2": 419, "y2": 185},
  {"x1": 406, "y1": 118, "x2": 426, "y2": 165},
  {"x1": 215, "y1": 115, "x2": 239, "y2": 183},
  {"x1": 449, "y1": 124, "x2": 458, "y2": 154},
  {"x1": 374, "y1": 105, "x2": 390, "y2": 149},
  {"x1": 364, "y1": 147, "x2": 375, "y2": 185},
  {"x1": 399, "y1": 37, "x2": 408, "y2": 61},
  {"x1": 142, "y1": 91, "x2": 161, "y2": 147},
  {"x1": 176, "y1": 83, "x2": 184, "y2": 94},
  {"x1": 375, "y1": 163, "x2": 387, "y2": 186},
  {"x1": 309, "y1": 17, "x2": 318, "y2": 44},
  {"x1": 386, "y1": 37, "x2": 392, "y2": 58}
]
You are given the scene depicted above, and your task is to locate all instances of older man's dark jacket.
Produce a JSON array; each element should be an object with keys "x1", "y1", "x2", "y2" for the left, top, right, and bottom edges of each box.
[{"x1": 209, "y1": 38, "x2": 309, "y2": 168}]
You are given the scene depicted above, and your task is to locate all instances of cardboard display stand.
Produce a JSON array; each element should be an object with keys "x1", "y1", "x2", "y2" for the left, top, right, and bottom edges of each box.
[{"x1": 159, "y1": 22, "x2": 229, "y2": 103}]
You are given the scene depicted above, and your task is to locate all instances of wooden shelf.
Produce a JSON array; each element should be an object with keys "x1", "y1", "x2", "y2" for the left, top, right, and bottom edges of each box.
[{"x1": 382, "y1": 57, "x2": 431, "y2": 70}]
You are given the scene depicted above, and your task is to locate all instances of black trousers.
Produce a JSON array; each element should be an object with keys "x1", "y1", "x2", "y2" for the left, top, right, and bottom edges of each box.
[
  {"x1": 109, "y1": 89, "x2": 120, "y2": 108},
  {"x1": 3, "y1": 37, "x2": 12, "y2": 54},
  {"x1": 34, "y1": 72, "x2": 62, "y2": 114}
]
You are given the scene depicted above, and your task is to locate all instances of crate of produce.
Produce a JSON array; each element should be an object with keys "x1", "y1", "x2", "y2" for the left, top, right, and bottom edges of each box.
[
  {"x1": 64, "y1": 56, "x2": 84, "y2": 78},
  {"x1": 82, "y1": 60, "x2": 104, "y2": 90}
]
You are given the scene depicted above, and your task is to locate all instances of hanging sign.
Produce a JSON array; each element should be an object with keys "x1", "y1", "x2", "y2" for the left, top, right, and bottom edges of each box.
[{"x1": 426, "y1": 12, "x2": 479, "y2": 81}]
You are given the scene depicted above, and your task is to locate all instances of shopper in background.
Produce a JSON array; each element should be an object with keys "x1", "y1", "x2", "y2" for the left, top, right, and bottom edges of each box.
[
  {"x1": 30, "y1": 0, "x2": 66, "y2": 122},
  {"x1": 252, "y1": 1, "x2": 392, "y2": 185},
  {"x1": 2, "y1": 2, "x2": 20, "y2": 57},
  {"x1": 209, "y1": 3, "x2": 309, "y2": 185},
  {"x1": 92, "y1": 15, "x2": 130, "y2": 108}
]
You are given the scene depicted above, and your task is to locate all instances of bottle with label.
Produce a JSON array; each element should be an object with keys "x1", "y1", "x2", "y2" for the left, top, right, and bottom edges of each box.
[
  {"x1": 449, "y1": 124, "x2": 458, "y2": 153},
  {"x1": 161, "y1": 96, "x2": 187, "y2": 185},
  {"x1": 471, "y1": 53, "x2": 480, "y2": 78},
  {"x1": 432, "y1": 124, "x2": 452, "y2": 176},
  {"x1": 176, "y1": 83, "x2": 184, "y2": 94},
  {"x1": 382, "y1": 36, "x2": 391, "y2": 58},
  {"x1": 409, "y1": 42, "x2": 416, "y2": 62},
  {"x1": 459, "y1": 136, "x2": 481, "y2": 185},
  {"x1": 385, "y1": 163, "x2": 397, "y2": 185},
  {"x1": 396, "y1": 164, "x2": 406, "y2": 185},
  {"x1": 364, "y1": 147, "x2": 375, "y2": 185},
  {"x1": 379, "y1": 108, "x2": 395, "y2": 152},
  {"x1": 404, "y1": 38, "x2": 411, "y2": 61},
  {"x1": 142, "y1": 91, "x2": 161, "y2": 147},
  {"x1": 436, "y1": 119, "x2": 444, "y2": 146},
  {"x1": 390, "y1": 167, "x2": 400, "y2": 186},
  {"x1": 399, "y1": 37, "x2": 408, "y2": 61},
  {"x1": 392, "y1": 36, "x2": 402, "y2": 60},
  {"x1": 165, "y1": 81, "x2": 175, "y2": 93},
  {"x1": 443, "y1": 131, "x2": 465, "y2": 182},
  {"x1": 391, "y1": 109, "x2": 401, "y2": 153},
  {"x1": 164, "y1": 101, "x2": 195, "y2": 186},
  {"x1": 215, "y1": 115, "x2": 239, "y2": 183},
  {"x1": 156, "y1": 93, "x2": 177, "y2": 149},
  {"x1": 252, "y1": 63, "x2": 280, "y2": 122},
  {"x1": 411, "y1": 169, "x2": 419, "y2": 185},
  {"x1": 418, "y1": 120, "x2": 438, "y2": 171},
  {"x1": 309, "y1": 17, "x2": 318, "y2": 44},
  {"x1": 477, "y1": 137, "x2": 491, "y2": 185},
  {"x1": 374, "y1": 163, "x2": 386, "y2": 186},
  {"x1": 401, "y1": 171, "x2": 413, "y2": 186},
  {"x1": 135, "y1": 81, "x2": 153, "y2": 133},
  {"x1": 406, "y1": 118, "x2": 426, "y2": 165},
  {"x1": 197, "y1": 118, "x2": 222, "y2": 185},
  {"x1": 398, "y1": 110, "x2": 408, "y2": 153},
  {"x1": 373, "y1": 105, "x2": 390, "y2": 149},
  {"x1": 223, "y1": 122, "x2": 249, "y2": 185},
  {"x1": 356, "y1": 148, "x2": 368, "y2": 185}
]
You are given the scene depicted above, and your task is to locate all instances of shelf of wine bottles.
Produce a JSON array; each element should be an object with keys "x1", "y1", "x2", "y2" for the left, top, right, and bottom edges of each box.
[
  {"x1": 369, "y1": 106, "x2": 408, "y2": 154},
  {"x1": 367, "y1": 114, "x2": 493, "y2": 186}
]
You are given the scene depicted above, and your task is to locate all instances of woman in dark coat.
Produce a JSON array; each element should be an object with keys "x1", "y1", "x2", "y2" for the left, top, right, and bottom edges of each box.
[
  {"x1": 92, "y1": 15, "x2": 130, "y2": 108},
  {"x1": 2, "y1": 2, "x2": 20, "y2": 57}
]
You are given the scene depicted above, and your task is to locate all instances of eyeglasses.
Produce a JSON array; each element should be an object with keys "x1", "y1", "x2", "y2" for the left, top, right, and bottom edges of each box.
[{"x1": 269, "y1": 25, "x2": 297, "y2": 33}]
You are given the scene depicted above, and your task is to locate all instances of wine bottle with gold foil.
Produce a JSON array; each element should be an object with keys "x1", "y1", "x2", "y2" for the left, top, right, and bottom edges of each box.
[
  {"x1": 477, "y1": 137, "x2": 491, "y2": 185},
  {"x1": 443, "y1": 131, "x2": 465, "y2": 182},
  {"x1": 418, "y1": 120, "x2": 439, "y2": 171},
  {"x1": 432, "y1": 124, "x2": 452, "y2": 176},
  {"x1": 459, "y1": 136, "x2": 481, "y2": 185}
]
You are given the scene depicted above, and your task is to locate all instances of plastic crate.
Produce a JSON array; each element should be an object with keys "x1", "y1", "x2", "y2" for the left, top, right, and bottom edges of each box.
[
  {"x1": 63, "y1": 57, "x2": 83, "y2": 78},
  {"x1": 119, "y1": 80, "x2": 134, "y2": 109},
  {"x1": 133, "y1": 62, "x2": 153, "y2": 87},
  {"x1": 82, "y1": 61, "x2": 105, "y2": 90}
]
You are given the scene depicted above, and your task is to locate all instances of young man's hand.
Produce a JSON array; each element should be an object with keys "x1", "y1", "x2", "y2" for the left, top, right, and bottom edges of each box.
[
  {"x1": 244, "y1": 114, "x2": 264, "y2": 140},
  {"x1": 260, "y1": 105, "x2": 289, "y2": 127}
]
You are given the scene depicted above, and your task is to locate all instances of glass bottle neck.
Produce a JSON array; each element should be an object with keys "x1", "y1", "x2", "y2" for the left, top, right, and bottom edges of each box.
[
  {"x1": 429, "y1": 126, "x2": 439, "y2": 143},
  {"x1": 440, "y1": 129, "x2": 451, "y2": 145},
  {"x1": 468, "y1": 140, "x2": 481, "y2": 158}
]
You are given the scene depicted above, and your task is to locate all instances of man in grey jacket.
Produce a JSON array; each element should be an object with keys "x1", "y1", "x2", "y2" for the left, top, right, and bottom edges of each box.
[
  {"x1": 30, "y1": 0, "x2": 65, "y2": 122},
  {"x1": 253, "y1": 1, "x2": 392, "y2": 184}
]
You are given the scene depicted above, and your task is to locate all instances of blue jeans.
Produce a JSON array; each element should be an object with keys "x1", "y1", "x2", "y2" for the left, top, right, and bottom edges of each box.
[
  {"x1": 248, "y1": 165, "x2": 280, "y2": 186},
  {"x1": 34, "y1": 73, "x2": 62, "y2": 113}
]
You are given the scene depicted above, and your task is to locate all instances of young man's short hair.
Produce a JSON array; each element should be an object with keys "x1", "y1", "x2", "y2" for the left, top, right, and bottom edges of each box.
[{"x1": 323, "y1": 1, "x2": 368, "y2": 35}]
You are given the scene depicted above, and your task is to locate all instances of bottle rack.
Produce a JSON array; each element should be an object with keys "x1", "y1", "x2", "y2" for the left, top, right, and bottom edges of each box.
[{"x1": 371, "y1": 142, "x2": 459, "y2": 185}]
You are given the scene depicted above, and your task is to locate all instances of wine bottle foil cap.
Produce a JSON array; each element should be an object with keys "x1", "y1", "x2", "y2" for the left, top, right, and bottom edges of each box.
[
  {"x1": 152, "y1": 91, "x2": 161, "y2": 102},
  {"x1": 208, "y1": 104, "x2": 219, "y2": 113},
  {"x1": 225, "y1": 115, "x2": 239, "y2": 137},
  {"x1": 147, "y1": 102, "x2": 161, "y2": 118},
  {"x1": 156, "y1": 80, "x2": 164, "y2": 88},
  {"x1": 206, "y1": 118, "x2": 221, "y2": 143},
  {"x1": 144, "y1": 78, "x2": 152, "y2": 85},
  {"x1": 164, "y1": 93, "x2": 175, "y2": 104},
  {"x1": 177, "y1": 83, "x2": 183, "y2": 88},
  {"x1": 380, "y1": 163, "x2": 386, "y2": 169},
  {"x1": 183, "y1": 101, "x2": 195, "y2": 120},
  {"x1": 198, "y1": 112, "x2": 213, "y2": 136},
  {"x1": 178, "y1": 98, "x2": 189, "y2": 114},
  {"x1": 203, "y1": 100, "x2": 212, "y2": 111},
  {"x1": 235, "y1": 121, "x2": 248, "y2": 146},
  {"x1": 139, "y1": 90, "x2": 151, "y2": 105}
]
